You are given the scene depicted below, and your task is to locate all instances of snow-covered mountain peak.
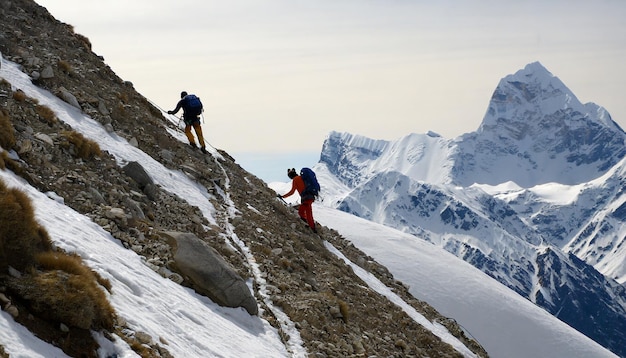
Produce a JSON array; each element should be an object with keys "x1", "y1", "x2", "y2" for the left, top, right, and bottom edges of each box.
[
  {"x1": 319, "y1": 131, "x2": 454, "y2": 188},
  {"x1": 452, "y1": 62, "x2": 626, "y2": 188},
  {"x1": 319, "y1": 131, "x2": 390, "y2": 187},
  {"x1": 478, "y1": 61, "x2": 582, "y2": 133},
  {"x1": 322, "y1": 63, "x2": 626, "y2": 190}
]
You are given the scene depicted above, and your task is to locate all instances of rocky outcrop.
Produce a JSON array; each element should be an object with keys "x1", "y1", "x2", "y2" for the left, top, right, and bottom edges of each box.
[
  {"x1": 160, "y1": 231, "x2": 258, "y2": 315},
  {"x1": 122, "y1": 161, "x2": 159, "y2": 201}
]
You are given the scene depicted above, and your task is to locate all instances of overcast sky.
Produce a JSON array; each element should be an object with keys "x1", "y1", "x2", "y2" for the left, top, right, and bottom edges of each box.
[{"x1": 33, "y1": 0, "x2": 626, "y2": 180}]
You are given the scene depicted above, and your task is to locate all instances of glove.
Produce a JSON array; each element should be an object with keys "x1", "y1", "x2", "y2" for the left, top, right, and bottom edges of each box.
[{"x1": 167, "y1": 110, "x2": 173, "y2": 114}]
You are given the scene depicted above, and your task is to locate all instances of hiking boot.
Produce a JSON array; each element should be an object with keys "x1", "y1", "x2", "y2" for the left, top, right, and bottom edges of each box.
[
  {"x1": 200, "y1": 147, "x2": 207, "y2": 154},
  {"x1": 190, "y1": 143, "x2": 197, "y2": 149}
]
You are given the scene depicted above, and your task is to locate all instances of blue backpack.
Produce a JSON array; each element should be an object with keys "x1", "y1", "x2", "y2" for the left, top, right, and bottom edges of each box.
[
  {"x1": 300, "y1": 167, "x2": 320, "y2": 198},
  {"x1": 183, "y1": 94, "x2": 203, "y2": 116}
]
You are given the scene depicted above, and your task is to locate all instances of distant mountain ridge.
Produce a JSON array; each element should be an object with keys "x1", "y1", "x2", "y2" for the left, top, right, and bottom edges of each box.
[
  {"x1": 453, "y1": 61, "x2": 626, "y2": 187},
  {"x1": 315, "y1": 62, "x2": 626, "y2": 357}
]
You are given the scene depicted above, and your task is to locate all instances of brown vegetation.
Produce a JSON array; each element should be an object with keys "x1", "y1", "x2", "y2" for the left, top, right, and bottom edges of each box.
[
  {"x1": 11, "y1": 89, "x2": 26, "y2": 102},
  {"x1": 35, "y1": 104, "x2": 57, "y2": 124},
  {"x1": 0, "y1": 178, "x2": 117, "y2": 356},
  {"x1": 57, "y1": 59, "x2": 72, "y2": 74},
  {"x1": 60, "y1": 130, "x2": 102, "y2": 159},
  {"x1": 0, "y1": 181, "x2": 52, "y2": 271},
  {"x1": 36, "y1": 251, "x2": 112, "y2": 292},
  {"x1": 0, "y1": 110, "x2": 16, "y2": 149}
]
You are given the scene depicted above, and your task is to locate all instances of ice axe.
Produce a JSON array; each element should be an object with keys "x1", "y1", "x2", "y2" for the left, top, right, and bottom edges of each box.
[{"x1": 276, "y1": 194, "x2": 288, "y2": 205}]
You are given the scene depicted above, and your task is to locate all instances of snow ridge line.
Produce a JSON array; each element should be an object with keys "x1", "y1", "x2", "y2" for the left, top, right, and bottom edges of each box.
[
  {"x1": 323, "y1": 241, "x2": 478, "y2": 358},
  {"x1": 211, "y1": 159, "x2": 307, "y2": 357}
]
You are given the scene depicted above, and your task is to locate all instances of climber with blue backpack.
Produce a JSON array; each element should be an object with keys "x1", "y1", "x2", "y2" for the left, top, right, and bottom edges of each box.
[
  {"x1": 279, "y1": 167, "x2": 320, "y2": 233},
  {"x1": 168, "y1": 91, "x2": 207, "y2": 153}
]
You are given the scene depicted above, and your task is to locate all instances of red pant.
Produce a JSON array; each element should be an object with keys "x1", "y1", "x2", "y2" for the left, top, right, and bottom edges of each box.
[{"x1": 298, "y1": 199, "x2": 315, "y2": 230}]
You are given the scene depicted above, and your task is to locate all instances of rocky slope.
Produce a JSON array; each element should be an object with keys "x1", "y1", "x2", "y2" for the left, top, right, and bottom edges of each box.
[{"x1": 0, "y1": 1, "x2": 486, "y2": 357}]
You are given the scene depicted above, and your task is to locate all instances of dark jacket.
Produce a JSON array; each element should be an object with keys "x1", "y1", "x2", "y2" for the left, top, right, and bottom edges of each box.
[{"x1": 170, "y1": 96, "x2": 200, "y2": 123}]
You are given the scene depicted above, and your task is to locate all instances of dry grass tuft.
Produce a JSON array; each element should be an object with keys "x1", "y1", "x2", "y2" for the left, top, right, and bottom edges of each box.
[
  {"x1": 0, "y1": 151, "x2": 27, "y2": 178},
  {"x1": 33, "y1": 251, "x2": 116, "y2": 329},
  {"x1": 117, "y1": 91, "x2": 129, "y2": 104},
  {"x1": 36, "y1": 251, "x2": 112, "y2": 292},
  {"x1": 12, "y1": 90, "x2": 26, "y2": 102},
  {"x1": 0, "y1": 178, "x2": 116, "y2": 332},
  {"x1": 0, "y1": 180, "x2": 52, "y2": 271},
  {"x1": 24, "y1": 269, "x2": 116, "y2": 330},
  {"x1": 338, "y1": 299, "x2": 350, "y2": 323},
  {"x1": 278, "y1": 257, "x2": 293, "y2": 271},
  {"x1": 57, "y1": 59, "x2": 72, "y2": 74},
  {"x1": 77, "y1": 33, "x2": 92, "y2": 50},
  {"x1": 259, "y1": 246, "x2": 272, "y2": 256},
  {"x1": 60, "y1": 130, "x2": 102, "y2": 159},
  {"x1": 0, "y1": 110, "x2": 16, "y2": 149},
  {"x1": 35, "y1": 104, "x2": 57, "y2": 124}
]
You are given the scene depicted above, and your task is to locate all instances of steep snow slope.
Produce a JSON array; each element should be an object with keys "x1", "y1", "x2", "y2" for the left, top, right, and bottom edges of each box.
[
  {"x1": 315, "y1": 61, "x2": 626, "y2": 356},
  {"x1": 313, "y1": 205, "x2": 618, "y2": 358}
]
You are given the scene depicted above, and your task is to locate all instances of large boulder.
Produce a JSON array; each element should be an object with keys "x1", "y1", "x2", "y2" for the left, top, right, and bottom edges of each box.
[
  {"x1": 122, "y1": 161, "x2": 158, "y2": 200},
  {"x1": 122, "y1": 161, "x2": 153, "y2": 189},
  {"x1": 159, "y1": 231, "x2": 258, "y2": 315}
]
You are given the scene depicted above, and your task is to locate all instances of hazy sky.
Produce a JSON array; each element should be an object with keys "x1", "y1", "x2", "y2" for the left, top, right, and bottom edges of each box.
[{"x1": 33, "y1": 0, "x2": 626, "y2": 180}]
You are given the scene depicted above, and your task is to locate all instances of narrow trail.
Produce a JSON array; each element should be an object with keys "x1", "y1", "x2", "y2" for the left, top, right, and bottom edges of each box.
[{"x1": 208, "y1": 155, "x2": 307, "y2": 358}]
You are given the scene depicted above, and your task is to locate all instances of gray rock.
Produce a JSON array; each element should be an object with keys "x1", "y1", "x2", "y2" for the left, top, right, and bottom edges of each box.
[
  {"x1": 26, "y1": 57, "x2": 41, "y2": 67},
  {"x1": 88, "y1": 187, "x2": 106, "y2": 204},
  {"x1": 58, "y1": 87, "x2": 81, "y2": 109},
  {"x1": 7, "y1": 266, "x2": 21, "y2": 278},
  {"x1": 135, "y1": 331, "x2": 152, "y2": 344},
  {"x1": 105, "y1": 207, "x2": 126, "y2": 220},
  {"x1": 40, "y1": 65, "x2": 54, "y2": 79},
  {"x1": 98, "y1": 100, "x2": 110, "y2": 115},
  {"x1": 159, "y1": 231, "x2": 258, "y2": 315},
  {"x1": 123, "y1": 161, "x2": 153, "y2": 189},
  {"x1": 124, "y1": 197, "x2": 145, "y2": 219},
  {"x1": 143, "y1": 183, "x2": 159, "y2": 201},
  {"x1": 34, "y1": 132, "x2": 54, "y2": 146},
  {"x1": 5, "y1": 305, "x2": 18, "y2": 319}
]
